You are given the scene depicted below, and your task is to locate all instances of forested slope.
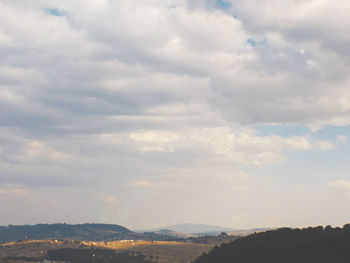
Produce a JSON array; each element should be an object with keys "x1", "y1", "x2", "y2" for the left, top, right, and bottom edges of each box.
[{"x1": 194, "y1": 225, "x2": 350, "y2": 263}]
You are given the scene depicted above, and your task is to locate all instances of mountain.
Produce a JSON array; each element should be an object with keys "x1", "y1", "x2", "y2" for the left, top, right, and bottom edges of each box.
[
  {"x1": 142, "y1": 224, "x2": 234, "y2": 235},
  {"x1": 194, "y1": 224, "x2": 350, "y2": 263}
]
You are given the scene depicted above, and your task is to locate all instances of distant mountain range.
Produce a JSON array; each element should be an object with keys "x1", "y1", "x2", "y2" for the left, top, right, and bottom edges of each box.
[
  {"x1": 140, "y1": 224, "x2": 273, "y2": 238},
  {"x1": 139, "y1": 223, "x2": 235, "y2": 236}
]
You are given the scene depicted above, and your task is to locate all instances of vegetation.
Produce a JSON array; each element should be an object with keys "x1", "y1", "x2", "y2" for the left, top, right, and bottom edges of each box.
[
  {"x1": 188, "y1": 232, "x2": 238, "y2": 244},
  {"x1": 194, "y1": 224, "x2": 350, "y2": 263},
  {"x1": 48, "y1": 248, "x2": 155, "y2": 263},
  {"x1": 0, "y1": 239, "x2": 81, "y2": 260},
  {"x1": 0, "y1": 239, "x2": 215, "y2": 263},
  {"x1": 80, "y1": 240, "x2": 214, "y2": 263}
]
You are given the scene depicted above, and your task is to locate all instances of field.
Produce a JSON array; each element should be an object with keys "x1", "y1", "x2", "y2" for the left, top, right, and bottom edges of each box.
[
  {"x1": 0, "y1": 239, "x2": 80, "y2": 263},
  {"x1": 0, "y1": 239, "x2": 217, "y2": 263},
  {"x1": 83, "y1": 240, "x2": 215, "y2": 263}
]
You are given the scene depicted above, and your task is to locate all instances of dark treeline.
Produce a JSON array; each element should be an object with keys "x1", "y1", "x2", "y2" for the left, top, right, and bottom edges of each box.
[
  {"x1": 48, "y1": 248, "x2": 155, "y2": 263},
  {"x1": 194, "y1": 224, "x2": 350, "y2": 263}
]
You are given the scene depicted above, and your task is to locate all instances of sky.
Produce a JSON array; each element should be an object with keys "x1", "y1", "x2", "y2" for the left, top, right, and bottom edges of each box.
[{"x1": 1, "y1": 0, "x2": 350, "y2": 230}]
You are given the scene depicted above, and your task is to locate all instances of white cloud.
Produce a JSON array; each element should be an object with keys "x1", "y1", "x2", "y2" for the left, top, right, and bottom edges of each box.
[
  {"x1": 328, "y1": 180, "x2": 350, "y2": 191},
  {"x1": 129, "y1": 131, "x2": 179, "y2": 153},
  {"x1": 1, "y1": 0, "x2": 350, "y2": 133},
  {"x1": 315, "y1": 140, "x2": 336, "y2": 151},
  {"x1": 129, "y1": 132, "x2": 179, "y2": 144},
  {"x1": 337, "y1": 135, "x2": 348, "y2": 142},
  {"x1": 123, "y1": 127, "x2": 322, "y2": 167},
  {"x1": 190, "y1": 128, "x2": 312, "y2": 166}
]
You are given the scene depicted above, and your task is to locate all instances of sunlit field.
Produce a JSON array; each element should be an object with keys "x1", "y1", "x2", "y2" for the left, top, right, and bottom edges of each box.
[{"x1": 0, "y1": 239, "x2": 215, "y2": 263}]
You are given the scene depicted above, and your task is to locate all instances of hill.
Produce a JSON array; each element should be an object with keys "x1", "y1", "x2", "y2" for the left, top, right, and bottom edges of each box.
[
  {"x1": 0, "y1": 224, "x2": 132, "y2": 242},
  {"x1": 0, "y1": 224, "x2": 188, "y2": 243},
  {"x1": 193, "y1": 224, "x2": 350, "y2": 263}
]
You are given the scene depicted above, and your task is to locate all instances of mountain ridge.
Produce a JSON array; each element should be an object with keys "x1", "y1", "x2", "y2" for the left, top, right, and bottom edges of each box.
[{"x1": 138, "y1": 223, "x2": 234, "y2": 235}]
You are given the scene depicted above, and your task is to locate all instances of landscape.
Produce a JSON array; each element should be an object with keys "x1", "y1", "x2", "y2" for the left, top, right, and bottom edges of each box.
[
  {"x1": 0, "y1": 223, "x2": 238, "y2": 263},
  {"x1": 1, "y1": 0, "x2": 350, "y2": 262},
  {"x1": 2, "y1": 223, "x2": 350, "y2": 263}
]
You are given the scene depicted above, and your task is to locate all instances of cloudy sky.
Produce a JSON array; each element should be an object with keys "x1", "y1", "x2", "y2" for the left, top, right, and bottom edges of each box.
[{"x1": 1, "y1": 0, "x2": 350, "y2": 230}]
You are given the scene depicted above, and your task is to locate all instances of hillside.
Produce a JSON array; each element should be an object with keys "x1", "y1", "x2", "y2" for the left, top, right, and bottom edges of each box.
[
  {"x1": 0, "y1": 224, "x2": 132, "y2": 242},
  {"x1": 194, "y1": 224, "x2": 350, "y2": 263},
  {"x1": 0, "y1": 224, "x2": 188, "y2": 243}
]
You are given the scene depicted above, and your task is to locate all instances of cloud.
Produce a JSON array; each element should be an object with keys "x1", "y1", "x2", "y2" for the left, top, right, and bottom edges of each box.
[
  {"x1": 98, "y1": 128, "x2": 316, "y2": 167},
  {"x1": 0, "y1": 0, "x2": 350, "y2": 228},
  {"x1": 190, "y1": 128, "x2": 313, "y2": 166},
  {"x1": 337, "y1": 135, "x2": 348, "y2": 142},
  {"x1": 129, "y1": 132, "x2": 179, "y2": 153},
  {"x1": 0, "y1": 124, "x2": 334, "y2": 191},
  {"x1": 24, "y1": 141, "x2": 72, "y2": 161},
  {"x1": 315, "y1": 141, "x2": 336, "y2": 151},
  {"x1": 0, "y1": 131, "x2": 73, "y2": 165},
  {"x1": 1, "y1": 0, "x2": 350, "y2": 136},
  {"x1": 0, "y1": 186, "x2": 31, "y2": 198},
  {"x1": 203, "y1": 0, "x2": 350, "y2": 128},
  {"x1": 328, "y1": 180, "x2": 350, "y2": 191},
  {"x1": 131, "y1": 181, "x2": 152, "y2": 187},
  {"x1": 101, "y1": 195, "x2": 118, "y2": 205}
]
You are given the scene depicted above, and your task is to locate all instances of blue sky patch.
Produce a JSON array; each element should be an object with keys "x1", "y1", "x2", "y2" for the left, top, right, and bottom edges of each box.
[
  {"x1": 254, "y1": 124, "x2": 310, "y2": 138},
  {"x1": 44, "y1": 8, "x2": 63, "y2": 17},
  {"x1": 216, "y1": 0, "x2": 231, "y2": 9},
  {"x1": 313, "y1": 125, "x2": 350, "y2": 141},
  {"x1": 247, "y1": 38, "x2": 256, "y2": 47},
  {"x1": 255, "y1": 124, "x2": 350, "y2": 143},
  {"x1": 247, "y1": 37, "x2": 268, "y2": 47}
]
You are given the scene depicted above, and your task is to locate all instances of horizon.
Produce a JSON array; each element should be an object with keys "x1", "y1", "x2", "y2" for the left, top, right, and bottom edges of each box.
[
  {"x1": 0, "y1": 221, "x2": 348, "y2": 232},
  {"x1": 1, "y1": 0, "x2": 350, "y2": 230}
]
